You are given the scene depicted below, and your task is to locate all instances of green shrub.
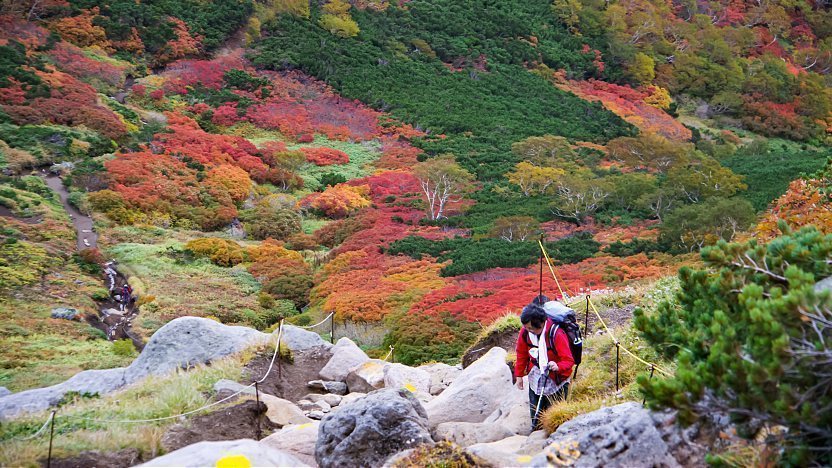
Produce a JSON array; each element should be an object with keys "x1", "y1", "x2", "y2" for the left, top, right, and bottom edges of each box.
[
  {"x1": 388, "y1": 233, "x2": 599, "y2": 277},
  {"x1": 111, "y1": 339, "x2": 137, "y2": 357}
]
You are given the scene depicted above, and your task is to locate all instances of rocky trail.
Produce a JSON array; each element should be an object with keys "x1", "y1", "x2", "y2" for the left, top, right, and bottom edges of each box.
[
  {"x1": 41, "y1": 171, "x2": 142, "y2": 347},
  {"x1": 0, "y1": 316, "x2": 732, "y2": 467}
]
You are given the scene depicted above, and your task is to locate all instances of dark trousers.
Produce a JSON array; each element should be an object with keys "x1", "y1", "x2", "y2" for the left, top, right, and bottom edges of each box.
[{"x1": 529, "y1": 382, "x2": 569, "y2": 430}]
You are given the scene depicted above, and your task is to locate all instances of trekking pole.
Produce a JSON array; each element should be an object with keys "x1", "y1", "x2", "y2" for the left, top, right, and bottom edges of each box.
[
  {"x1": 532, "y1": 373, "x2": 551, "y2": 429},
  {"x1": 641, "y1": 365, "x2": 655, "y2": 405}
]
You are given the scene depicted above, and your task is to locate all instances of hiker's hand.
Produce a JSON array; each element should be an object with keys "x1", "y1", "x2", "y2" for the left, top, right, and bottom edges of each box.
[
  {"x1": 515, "y1": 378, "x2": 524, "y2": 390},
  {"x1": 547, "y1": 362, "x2": 558, "y2": 371}
]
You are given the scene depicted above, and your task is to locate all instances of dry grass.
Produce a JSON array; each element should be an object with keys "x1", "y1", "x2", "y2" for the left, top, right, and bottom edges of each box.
[{"x1": 0, "y1": 354, "x2": 246, "y2": 467}]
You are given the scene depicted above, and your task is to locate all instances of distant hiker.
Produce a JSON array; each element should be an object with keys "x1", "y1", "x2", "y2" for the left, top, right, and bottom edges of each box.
[
  {"x1": 515, "y1": 303, "x2": 575, "y2": 431},
  {"x1": 121, "y1": 283, "x2": 133, "y2": 310}
]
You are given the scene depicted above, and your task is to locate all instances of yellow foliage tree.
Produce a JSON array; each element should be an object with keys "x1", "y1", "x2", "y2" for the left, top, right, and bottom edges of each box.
[
  {"x1": 506, "y1": 162, "x2": 564, "y2": 196},
  {"x1": 319, "y1": 0, "x2": 359, "y2": 37}
]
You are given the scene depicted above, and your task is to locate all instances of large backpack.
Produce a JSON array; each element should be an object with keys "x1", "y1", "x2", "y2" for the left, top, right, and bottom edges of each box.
[{"x1": 542, "y1": 301, "x2": 583, "y2": 369}]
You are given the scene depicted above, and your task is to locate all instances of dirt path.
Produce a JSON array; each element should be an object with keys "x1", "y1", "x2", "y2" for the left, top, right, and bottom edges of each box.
[
  {"x1": 41, "y1": 172, "x2": 143, "y2": 348},
  {"x1": 42, "y1": 172, "x2": 98, "y2": 250}
]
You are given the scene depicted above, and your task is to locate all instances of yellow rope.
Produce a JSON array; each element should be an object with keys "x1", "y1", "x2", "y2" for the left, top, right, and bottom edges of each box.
[
  {"x1": 539, "y1": 242, "x2": 674, "y2": 379},
  {"x1": 538, "y1": 239, "x2": 566, "y2": 299}
]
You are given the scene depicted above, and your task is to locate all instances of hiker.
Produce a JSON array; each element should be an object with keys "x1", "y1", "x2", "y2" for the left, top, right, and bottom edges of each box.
[
  {"x1": 514, "y1": 303, "x2": 575, "y2": 431},
  {"x1": 121, "y1": 283, "x2": 133, "y2": 310}
]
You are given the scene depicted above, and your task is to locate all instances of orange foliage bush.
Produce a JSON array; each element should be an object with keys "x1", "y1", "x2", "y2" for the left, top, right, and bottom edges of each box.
[
  {"x1": 300, "y1": 184, "x2": 372, "y2": 218},
  {"x1": 185, "y1": 238, "x2": 245, "y2": 266}
]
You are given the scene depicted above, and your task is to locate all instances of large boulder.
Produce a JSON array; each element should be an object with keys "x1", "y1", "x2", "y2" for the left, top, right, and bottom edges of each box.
[
  {"x1": 0, "y1": 387, "x2": 10, "y2": 398},
  {"x1": 140, "y1": 439, "x2": 307, "y2": 467},
  {"x1": 261, "y1": 422, "x2": 320, "y2": 467},
  {"x1": 281, "y1": 325, "x2": 333, "y2": 353},
  {"x1": 482, "y1": 382, "x2": 531, "y2": 435},
  {"x1": 126, "y1": 317, "x2": 267, "y2": 382},
  {"x1": 383, "y1": 363, "x2": 431, "y2": 394},
  {"x1": 528, "y1": 402, "x2": 706, "y2": 467},
  {"x1": 423, "y1": 347, "x2": 515, "y2": 427},
  {"x1": 0, "y1": 318, "x2": 268, "y2": 420},
  {"x1": 419, "y1": 363, "x2": 461, "y2": 395},
  {"x1": 0, "y1": 368, "x2": 127, "y2": 420},
  {"x1": 434, "y1": 421, "x2": 514, "y2": 447},
  {"x1": 318, "y1": 337, "x2": 370, "y2": 382},
  {"x1": 345, "y1": 359, "x2": 387, "y2": 393},
  {"x1": 315, "y1": 388, "x2": 433, "y2": 468}
]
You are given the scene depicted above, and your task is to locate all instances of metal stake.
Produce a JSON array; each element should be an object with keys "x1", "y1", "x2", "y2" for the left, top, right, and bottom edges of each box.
[
  {"x1": 538, "y1": 235, "x2": 544, "y2": 300},
  {"x1": 584, "y1": 295, "x2": 590, "y2": 334},
  {"x1": 330, "y1": 314, "x2": 334, "y2": 344},
  {"x1": 47, "y1": 410, "x2": 56, "y2": 468},
  {"x1": 642, "y1": 365, "x2": 656, "y2": 405},
  {"x1": 254, "y1": 381, "x2": 262, "y2": 441},
  {"x1": 615, "y1": 342, "x2": 620, "y2": 392}
]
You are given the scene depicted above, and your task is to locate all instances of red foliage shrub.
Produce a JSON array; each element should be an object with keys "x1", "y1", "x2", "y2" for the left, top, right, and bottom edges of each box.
[
  {"x1": 212, "y1": 102, "x2": 241, "y2": 126},
  {"x1": 300, "y1": 147, "x2": 350, "y2": 166},
  {"x1": 49, "y1": 42, "x2": 126, "y2": 89}
]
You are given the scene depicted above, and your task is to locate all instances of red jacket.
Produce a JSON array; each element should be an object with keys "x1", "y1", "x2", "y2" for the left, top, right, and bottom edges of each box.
[{"x1": 514, "y1": 319, "x2": 575, "y2": 382}]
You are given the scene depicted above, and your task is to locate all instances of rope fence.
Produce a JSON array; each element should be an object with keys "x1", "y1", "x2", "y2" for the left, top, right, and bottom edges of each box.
[
  {"x1": 538, "y1": 241, "x2": 674, "y2": 394},
  {"x1": 383, "y1": 345, "x2": 395, "y2": 362},
  {"x1": 299, "y1": 311, "x2": 335, "y2": 344}
]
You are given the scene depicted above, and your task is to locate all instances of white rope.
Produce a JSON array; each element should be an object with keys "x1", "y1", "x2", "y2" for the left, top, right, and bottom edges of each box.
[
  {"x1": 299, "y1": 312, "x2": 334, "y2": 330},
  {"x1": 64, "y1": 321, "x2": 285, "y2": 424},
  {"x1": 383, "y1": 345, "x2": 394, "y2": 362},
  {"x1": 8, "y1": 412, "x2": 53, "y2": 441}
]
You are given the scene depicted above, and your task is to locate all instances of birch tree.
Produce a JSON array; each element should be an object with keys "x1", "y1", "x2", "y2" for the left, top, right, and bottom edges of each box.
[{"x1": 413, "y1": 154, "x2": 475, "y2": 220}]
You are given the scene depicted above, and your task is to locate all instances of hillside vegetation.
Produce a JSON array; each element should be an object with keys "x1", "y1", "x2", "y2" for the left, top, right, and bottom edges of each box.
[{"x1": 0, "y1": 0, "x2": 831, "y2": 463}]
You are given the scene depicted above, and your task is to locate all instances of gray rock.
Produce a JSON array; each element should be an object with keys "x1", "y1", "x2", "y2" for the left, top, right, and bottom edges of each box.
[
  {"x1": 315, "y1": 388, "x2": 433, "y2": 468},
  {"x1": 322, "y1": 394, "x2": 342, "y2": 407},
  {"x1": 815, "y1": 276, "x2": 832, "y2": 294},
  {"x1": 0, "y1": 368, "x2": 127, "y2": 420},
  {"x1": 0, "y1": 387, "x2": 11, "y2": 398},
  {"x1": 434, "y1": 421, "x2": 515, "y2": 447},
  {"x1": 527, "y1": 402, "x2": 702, "y2": 467},
  {"x1": 126, "y1": 317, "x2": 267, "y2": 382},
  {"x1": 308, "y1": 410, "x2": 326, "y2": 420},
  {"x1": 345, "y1": 359, "x2": 387, "y2": 393},
  {"x1": 419, "y1": 362, "x2": 461, "y2": 395},
  {"x1": 140, "y1": 439, "x2": 308, "y2": 467},
  {"x1": 282, "y1": 325, "x2": 333, "y2": 353},
  {"x1": 0, "y1": 317, "x2": 268, "y2": 420},
  {"x1": 483, "y1": 384, "x2": 531, "y2": 436},
  {"x1": 383, "y1": 363, "x2": 431, "y2": 394},
  {"x1": 50, "y1": 307, "x2": 80, "y2": 320},
  {"x1": 260, "y1": 422, "x2": 320, "y2": 467},
  {"x1": 424, "y1": 347, "x2": 515, "y2": 427},
  {"x1": 336, "y1": 392, "x2": 366, "y2": 408},
  {"x1": 213, "y1": 379, "x2": 255, "y2": 396},
  {"x1": 318, "y1": 337, "x2": 370, "y2": 382},
  {"x1": 468, "y1": 435, "x2": 531, "y2": 466},
  {"x1": 307, "y1": 380, "x2": 347, "y2": 395}
]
